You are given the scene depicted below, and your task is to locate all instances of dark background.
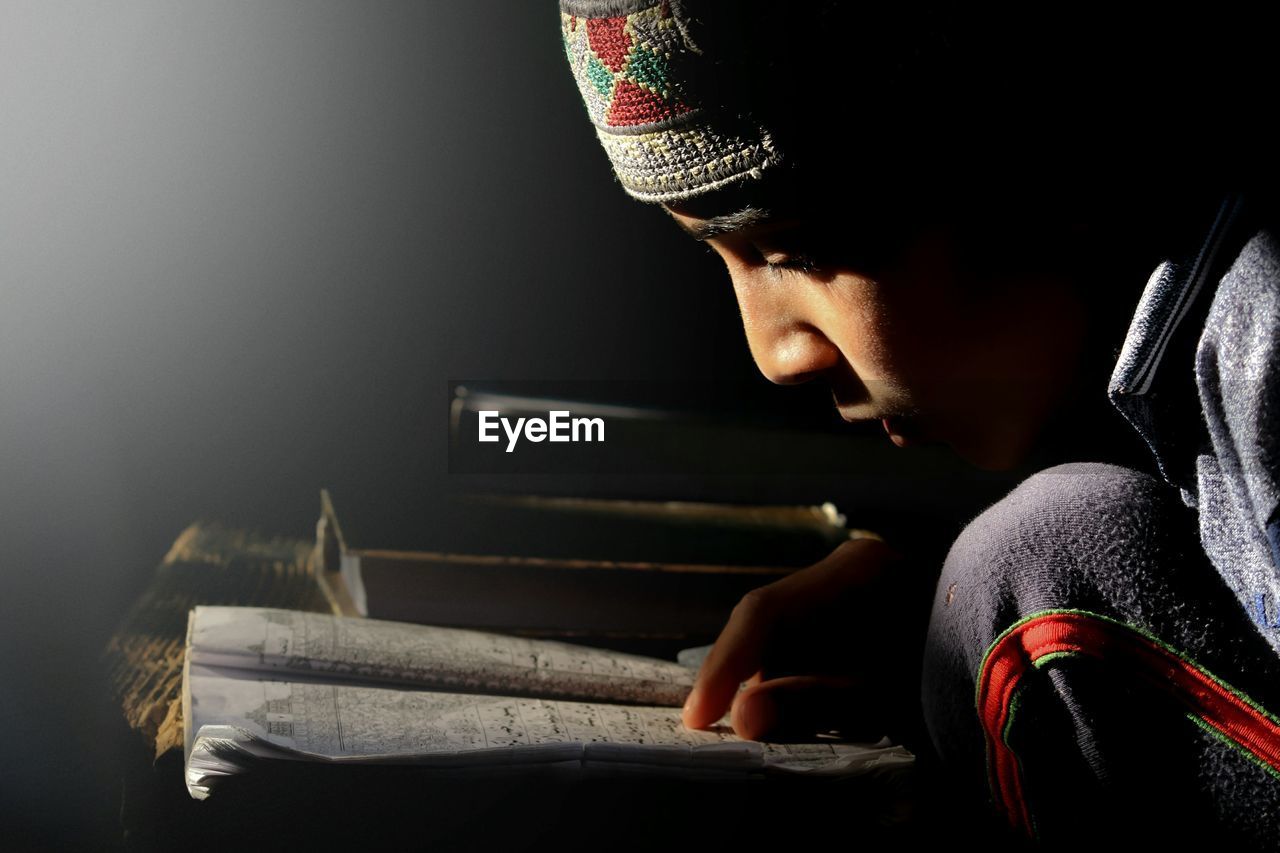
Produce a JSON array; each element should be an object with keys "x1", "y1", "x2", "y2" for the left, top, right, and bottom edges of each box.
[{"x1": 0, "y1": 2, "x2": 1126, "y2": 846}]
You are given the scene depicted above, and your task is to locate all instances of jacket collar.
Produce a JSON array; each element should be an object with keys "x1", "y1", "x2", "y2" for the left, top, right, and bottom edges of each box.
[{"x1": 1107, "y1": 192, "x2": 1250, "y2": 495}]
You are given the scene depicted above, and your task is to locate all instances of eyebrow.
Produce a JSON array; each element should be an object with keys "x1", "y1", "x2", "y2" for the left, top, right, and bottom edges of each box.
[{"x1": 671, "y1": 205, "x2": 774, "y2": 241}]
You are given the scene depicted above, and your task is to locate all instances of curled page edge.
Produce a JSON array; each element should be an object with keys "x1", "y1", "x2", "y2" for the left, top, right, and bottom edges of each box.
[{"x1": 184, "y1": 723, "x2": 912, "y2": 800}]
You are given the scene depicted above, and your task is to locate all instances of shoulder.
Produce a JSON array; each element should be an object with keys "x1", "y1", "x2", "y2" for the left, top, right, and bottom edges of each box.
[
  {"x1": 950, "y1": 462, "x2": 1178, "y2": 563},
  {"x1": 940, "y1": 462, "x2": 1195, "y2": 602}
]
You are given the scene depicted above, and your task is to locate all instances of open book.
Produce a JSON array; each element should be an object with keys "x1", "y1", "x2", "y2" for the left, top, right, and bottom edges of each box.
[{"x1": 183, "y1": 607, "x2": 913, "y2": 799}]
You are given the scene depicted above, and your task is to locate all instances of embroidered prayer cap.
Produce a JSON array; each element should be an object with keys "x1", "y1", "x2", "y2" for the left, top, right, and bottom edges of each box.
[
  {"x1": 558, "y1": 4, "x2": 1256, "y2": 209},
  {"x1": 559, "y1": 0, "x2": 783, "y2": 204}
]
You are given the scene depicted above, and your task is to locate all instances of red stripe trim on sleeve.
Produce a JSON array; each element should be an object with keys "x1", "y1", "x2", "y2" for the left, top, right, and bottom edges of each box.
[{"x1": 975, "y1": 609, "x2": 1280, "y2": 838}]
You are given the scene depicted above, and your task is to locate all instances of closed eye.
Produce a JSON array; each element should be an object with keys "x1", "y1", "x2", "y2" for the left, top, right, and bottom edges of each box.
[
  {"x1": 755, "y1": 241, "x2": 822, "y2": 276},
  {"x1": 764, "y1": 254, "x2": 819, "y2": 274}
]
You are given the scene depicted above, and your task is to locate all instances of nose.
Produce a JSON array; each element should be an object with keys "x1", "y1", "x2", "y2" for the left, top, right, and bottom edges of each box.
[{"x1": 729, "y1": 267, "x2": 842, "y2": 385}]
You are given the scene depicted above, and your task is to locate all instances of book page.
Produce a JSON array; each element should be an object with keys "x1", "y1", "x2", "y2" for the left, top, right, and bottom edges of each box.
[
  {"x1": 188, "y1": 606, "x2": 694, "y2": 706},
  {"x1": 184, "y1": 666, "x2": 913, "y2": 800}
]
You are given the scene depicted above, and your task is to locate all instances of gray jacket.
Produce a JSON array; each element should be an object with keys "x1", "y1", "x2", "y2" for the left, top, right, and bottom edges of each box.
[{"x1": 1109, "y1": 191, "x2": 1280, "y2": 656}]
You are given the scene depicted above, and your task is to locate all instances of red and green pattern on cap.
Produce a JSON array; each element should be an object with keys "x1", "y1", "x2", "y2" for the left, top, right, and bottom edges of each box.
[{"x1": 560, "y1": 0, "x2": 782, "y2": 203}]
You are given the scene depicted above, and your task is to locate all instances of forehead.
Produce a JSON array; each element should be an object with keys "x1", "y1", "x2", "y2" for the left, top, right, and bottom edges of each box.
[
  {"x1": 662, "y1": 170, "x2": 961, "y2": 227},
  {"x1": 662, "y1": 176, "x2": 941, "y2": 244},
  {"x1": 667, "y1": 178, "x2": 1106, "y2": 244}
]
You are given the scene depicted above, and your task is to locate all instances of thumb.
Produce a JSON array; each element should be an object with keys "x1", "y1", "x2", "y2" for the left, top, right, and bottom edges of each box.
[{"x1": 728, "y1": 675, "x2": 884, "y2": 742}]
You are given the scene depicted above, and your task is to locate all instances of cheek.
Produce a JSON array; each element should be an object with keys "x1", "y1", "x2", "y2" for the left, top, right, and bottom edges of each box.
[
  {"x1": 869, "y1": 232, "x2": 974, "y2": 374},
  {"x1": 817, "y1": 229, "x2": 983, "y2": 396},
  {"x1": 819, "y1": 274, "x2": 905, "y2": 380}
]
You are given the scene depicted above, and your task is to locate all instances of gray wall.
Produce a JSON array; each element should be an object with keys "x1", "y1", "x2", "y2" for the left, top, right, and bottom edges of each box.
[{"x1": 0, "y1": 1, "x2": 770, "y2": 839}]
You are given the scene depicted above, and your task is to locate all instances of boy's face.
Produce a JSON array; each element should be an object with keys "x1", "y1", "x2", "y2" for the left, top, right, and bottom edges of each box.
[{"x1": 664, "y1": 193, "x2": 1091, "y2": 470}]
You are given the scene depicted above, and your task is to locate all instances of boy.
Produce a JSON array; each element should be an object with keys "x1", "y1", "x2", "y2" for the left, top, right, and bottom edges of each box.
[{"x1": 559, "y1": 1, "x2": 1279, "y2": 845}]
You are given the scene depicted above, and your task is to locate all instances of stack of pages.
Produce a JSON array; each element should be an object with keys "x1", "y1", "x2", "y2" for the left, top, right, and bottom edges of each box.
[{"x1": 183, "y1": 606, "x2": 913, "y2": 799}]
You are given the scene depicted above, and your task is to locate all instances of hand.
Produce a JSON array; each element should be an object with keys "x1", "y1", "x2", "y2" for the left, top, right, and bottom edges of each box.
[{"x1": 681, "y1": 535, "x2": 925, "y2": 743}]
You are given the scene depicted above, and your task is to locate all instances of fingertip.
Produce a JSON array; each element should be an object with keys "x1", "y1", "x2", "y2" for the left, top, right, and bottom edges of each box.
[
  {"x1": 682, "y1": 685, "x2": 720, "y2": 730},
  {"x1": 680, "y1": 685, "x2": 700, "y2": 729}
]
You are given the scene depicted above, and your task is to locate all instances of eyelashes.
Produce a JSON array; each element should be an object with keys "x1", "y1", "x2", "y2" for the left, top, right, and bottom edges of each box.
[
  {"x1": 752, "y1": 239, "x2": 822, "y2": 276},
  {"x1": 757, "y1": 234, "x2": 909, "y2": 278},
  {"x1": 698, "y1": 240, "x2": 821, "y2": 281},
  {"x1": 763, "y1": 254, "x2": 820, "y2": 275}
]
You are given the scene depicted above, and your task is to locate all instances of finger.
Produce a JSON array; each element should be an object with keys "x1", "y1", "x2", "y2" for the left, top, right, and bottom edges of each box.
[
  {"x1": 682, "y1": 538, "x2": 899, "y2": 731},
  {"x1": 686, "y1": 670, "x2": 764, "y2": 726},
  {"x1": 682, "y1": 586, "x2": 778, "y2": 729},
  {"x1": 729, "y1": 674, "x2": 881, "y2": 741}
]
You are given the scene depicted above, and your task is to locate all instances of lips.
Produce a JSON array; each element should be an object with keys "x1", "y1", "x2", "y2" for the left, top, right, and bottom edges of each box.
[{"x1": 835, "y1": 400, "x2": 925, "y2": 447}]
